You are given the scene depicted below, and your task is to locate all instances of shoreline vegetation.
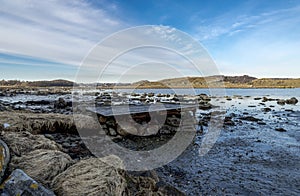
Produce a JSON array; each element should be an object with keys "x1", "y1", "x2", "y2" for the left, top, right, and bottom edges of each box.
[{"x1": 0, "y1": 75, "x2": 300, "y2": 89}]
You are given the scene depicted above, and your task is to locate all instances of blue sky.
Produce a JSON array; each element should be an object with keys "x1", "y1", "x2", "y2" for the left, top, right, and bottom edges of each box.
[{"x1": 0, "y1": 0, "x2": 299, "y2": 82}]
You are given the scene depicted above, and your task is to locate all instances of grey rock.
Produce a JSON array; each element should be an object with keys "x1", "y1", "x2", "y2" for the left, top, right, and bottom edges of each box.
[
  {"x1": 277, "y1": 99, "x2": 286, "y2": 105},
  {"x1": 25, "y1": 100, "x2": 51, "y2": 105},
  {"x1": 224, "y1": 117, "x2": 235, "y2": 126},
  {"x1": 198, "y1": 94, "x2": 210, "y2": 101},
  {"x1": 275, "y1": 127, "x2": 287, "y2": 132},
  {"x1": 257, "y1": 121, "x2": 266, "y2": 125},
  {"x1": 262, "y1": 107, "x2": 272, "y2": 112},
  {"x1": 262, "y1": 97, "x2": 276, "y2": 102},
  {"x1": 54, "y1": 97, "x2": 67, "y2": 109},
  {"x1": 262, "y1": 97, "x2": 268, "y2": 102},
  {"x1": 285, "y1": 109, "x2": 293, "y2": 112},
  {"x1": 1, "y1": 169, "x2": 55, "y2": 196},
  {"x1": 117, "y1": 124, "x2": 138, "y2": 136},
  {"x1": 239, "y1": 116, "x2": 262, "y2": 122},
  {"x1": 285, "y1": 97, "x2": 298, "y2": 105},
  {"x1": 145, "y1": 124, "x2": 160, "y2": 136}
]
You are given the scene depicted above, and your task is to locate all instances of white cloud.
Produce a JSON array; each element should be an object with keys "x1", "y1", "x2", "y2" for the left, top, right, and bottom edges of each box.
[
  {"x1": 193, "y1": 5, "x2": 300, "y2": 77},
  {"x1": 2, "y1": 1, "x2": 298, "y2": 81},
  {"x1": 194, "y1": 6, "x2": 300, "y2": 41},
  {"x1": 0, "y1": 0, "x2": 127, "y2": 66},
  {"x1": 74, "y1": 25, "x2": 220, "y2": 82}
]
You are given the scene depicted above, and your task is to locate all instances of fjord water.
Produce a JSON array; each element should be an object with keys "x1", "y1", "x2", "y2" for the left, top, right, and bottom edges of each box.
[
  {"x1": 1, "y1": 88, "x2": 299, "y2": 103},
  {"x1": 116, "y1": 88, "x2": 300, "y2": 98}
]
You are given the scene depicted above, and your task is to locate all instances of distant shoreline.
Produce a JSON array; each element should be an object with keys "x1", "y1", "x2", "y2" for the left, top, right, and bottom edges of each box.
[
  {"x1": 0, "y1": 86, "x2": 299, "y2": 90},
  {"x1": 1, "y1": 75, "x2": 300, "y2": 89}
]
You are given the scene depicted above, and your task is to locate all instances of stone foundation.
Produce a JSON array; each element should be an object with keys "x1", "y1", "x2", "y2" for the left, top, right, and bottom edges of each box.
[{"x1": 97, "y1": 109, "x2": 196, "y2": 137}]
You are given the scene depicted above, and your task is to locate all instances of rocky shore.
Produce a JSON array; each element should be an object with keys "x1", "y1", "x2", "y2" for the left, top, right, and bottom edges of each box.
[
  {"x1": 0, "y1": 89, "x2": 299, "y2": 195},
  {"x1": 0, "y1": 112, "x2": 185, "y2": 195}
]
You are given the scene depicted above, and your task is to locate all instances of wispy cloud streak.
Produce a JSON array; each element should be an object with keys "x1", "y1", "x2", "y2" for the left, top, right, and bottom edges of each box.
[
  {"x1": 0, "y1": 0, "x2": 127, "y2": 66},
  {"x1": 194, "y1": 6, "x2": 300, "y2": 41}
]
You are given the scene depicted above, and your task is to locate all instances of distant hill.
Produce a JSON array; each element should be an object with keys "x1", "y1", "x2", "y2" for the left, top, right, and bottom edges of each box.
[
  {"x1": 1, "y1": 75, "x2": 299, "y2": 88},
  {"x1": 128, "y1": 75, "x2": 300, "y2": 88},
  {"x1": 26, "y1": 79, "x2": 75, "y2": 87},
  {"x1": 0, "y1": 79, "x2": 75, "y2": 87},
  {"x1": 250, "y1": 78, "x2": 300, "y2": 88}
]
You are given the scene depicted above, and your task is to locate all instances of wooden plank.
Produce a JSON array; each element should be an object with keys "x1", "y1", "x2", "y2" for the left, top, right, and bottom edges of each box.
[{"x1": 87, "y1": 103, "x2": 197, "y2": 117}]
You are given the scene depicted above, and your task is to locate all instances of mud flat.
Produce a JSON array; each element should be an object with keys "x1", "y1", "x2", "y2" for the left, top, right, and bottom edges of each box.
[{"x1": 157, "y1": 95, "x2": 300, "y2": 195}]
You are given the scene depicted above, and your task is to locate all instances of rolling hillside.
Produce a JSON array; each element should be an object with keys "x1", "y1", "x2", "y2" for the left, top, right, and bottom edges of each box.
[{"x1": 1, "y1": 75, "x2": 299, "y2": 88}]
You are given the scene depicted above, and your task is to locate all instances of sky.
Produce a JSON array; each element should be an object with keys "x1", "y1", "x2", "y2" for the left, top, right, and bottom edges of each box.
[{"x1": 0, "y1": 0, "x2": 300, "y2": 82}]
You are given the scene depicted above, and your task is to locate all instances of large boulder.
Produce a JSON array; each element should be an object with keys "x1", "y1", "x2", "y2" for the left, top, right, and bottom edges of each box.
[
  {"x1": 1, "y1": 169, "x2": 55, "y2": 196},
  {"x1": 10, "y1": 149, "x2": 73, "y2": 187},
  {"x1": 51, "y1": 156, "x2": 126, "y2": 196},
  {"x1": 1, "y1": 131, "x2": 61, "y2": 156}
]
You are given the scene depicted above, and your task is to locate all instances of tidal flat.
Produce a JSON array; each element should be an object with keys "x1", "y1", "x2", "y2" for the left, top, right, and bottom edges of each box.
[{"x1": 0, "y1": 88, "x2": 299, "y2": 195}]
